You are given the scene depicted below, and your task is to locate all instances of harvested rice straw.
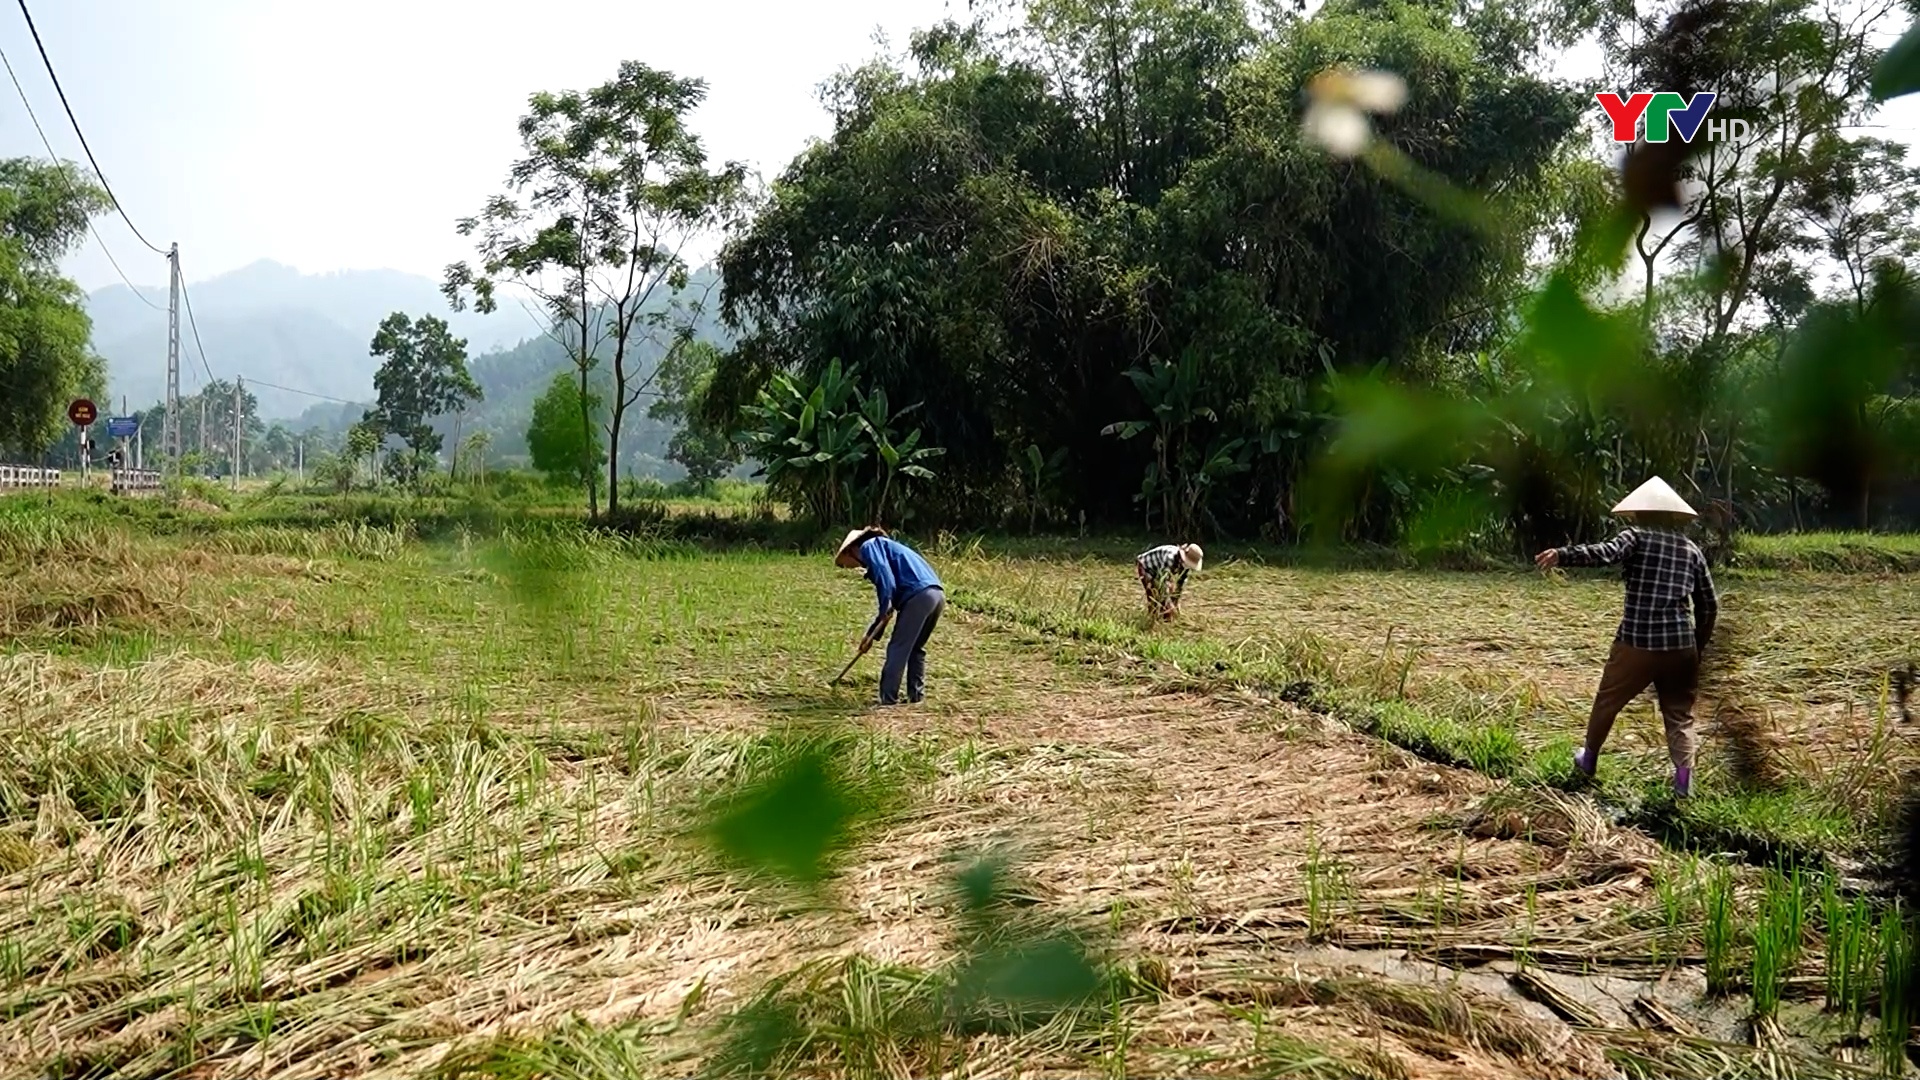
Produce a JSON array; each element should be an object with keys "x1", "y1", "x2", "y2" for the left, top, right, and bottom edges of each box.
[{"x1": 1695, "y1": 617, "x2": 1789, "y2": 791}]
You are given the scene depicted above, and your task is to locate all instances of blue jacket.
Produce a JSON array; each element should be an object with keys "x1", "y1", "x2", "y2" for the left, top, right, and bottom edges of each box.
[{"x1": 859, "y1": 536, "x2": 941, "y2": 633}]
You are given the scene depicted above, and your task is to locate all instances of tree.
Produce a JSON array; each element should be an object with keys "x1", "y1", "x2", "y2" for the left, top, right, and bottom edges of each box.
[
  {"x1": 251, "y1": 423, "x2": 296, "y2": 475},
  {"x1": 707, "y1": 0, "x2": 1582, "y2": 533},
  {"x1": 649, "y1": 339, "x2": 740, "y2": 492},
  {"x1": 444, "y1": 61, "x2": 746, "y2": 519},
  {"x1": 134, "y1": 381, "x2": 261, "y2": 473},
  {"x1": 527, "y1": 370, "x2": 605, "y2": 489},
  {"x1": 456, "y1": 429, "x2": 492, "y2": 487},
  {"x1": 0, "y1": 158, "x2": 111, "y2": 459},
  {"x1": 343, "y1": 421, "x2": 382, "y2": 490},
  {"x1": 364, "y1": 312, "x2": 482, "y2": 487}
]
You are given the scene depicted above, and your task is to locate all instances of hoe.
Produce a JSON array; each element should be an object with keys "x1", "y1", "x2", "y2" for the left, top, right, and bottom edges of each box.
[{"x1": 829, "y1": 618, "x2": 890, "y2": 687}]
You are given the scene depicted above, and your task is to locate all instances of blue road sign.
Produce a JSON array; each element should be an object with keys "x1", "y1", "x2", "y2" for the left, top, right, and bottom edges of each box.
[{"x1": 106, "y1": 417, "x2": 138, "y2": 438}]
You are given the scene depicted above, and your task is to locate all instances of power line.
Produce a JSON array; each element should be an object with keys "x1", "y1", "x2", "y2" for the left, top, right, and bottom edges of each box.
[
  {"x1": 242, "y1": 378, "x2": 373, "y2": 408},
  {"x1": 1, "y1": 9, "x2": 366, "y2": 428},
  {"x1": 177, "y1": 273, "x2": 364, "y2": 409},
  {"x1": 12, "y1": 0, "x2": 167, "y2": 255},
  {"x1": 176, "y1": 273, "x2": 218, "y2": 385},
  {"x1": 175, "y1": 261, "x2": 370, "y2": 414},
  {"x1": 0, "y1": 43, "x2": 163, "y2": 311}
]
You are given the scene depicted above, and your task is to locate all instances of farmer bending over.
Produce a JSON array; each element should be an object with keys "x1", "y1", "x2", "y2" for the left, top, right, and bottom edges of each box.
[
  {"x1": 1136, "y1": 543, "x2": 1203, "y2": 620},
  {"x1": 1534, "y1": 477, "x2": 1718, "y2": 797},
  {"x1": 836, "y1": 526, "x2": 946, "y2": 706}
]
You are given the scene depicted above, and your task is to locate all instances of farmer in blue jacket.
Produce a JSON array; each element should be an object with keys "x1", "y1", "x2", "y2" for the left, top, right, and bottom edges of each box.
[{"x1": 836, "y1": 526, "x2": 946, "y2": 705}]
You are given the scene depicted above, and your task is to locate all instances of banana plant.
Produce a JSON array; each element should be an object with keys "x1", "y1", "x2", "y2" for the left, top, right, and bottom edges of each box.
[
  {"x1": 856, "y1": 387, "x2": 943, "y2": 524},
  {"x1": 1020, "y1": 443, "x2": 1068, "y2": 534},
  {"x1": 1173, "y1": 434, "x2": 1251, "y2": 536},
  {"x1": 739, "y1": 358, "x2": 949, "y2": 527},
  {"x1": 739, "y1": 358, "x2": 872, "y2": 525},
  {"x1": 1101, "y1": 352, "x2": 1218, "y2": 533}
]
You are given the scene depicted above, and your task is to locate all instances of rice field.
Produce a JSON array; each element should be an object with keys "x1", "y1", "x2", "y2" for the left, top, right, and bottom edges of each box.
[{"x1": 3, "y1": 508, "x2": 1919, "y2": 1079}]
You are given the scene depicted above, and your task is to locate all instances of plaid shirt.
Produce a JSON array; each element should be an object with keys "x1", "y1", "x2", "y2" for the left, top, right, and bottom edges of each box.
[
  {"x1": 1558, "y1": 526, "x2": 1718, "y2": 651},
  {"x1": 1137, "y1": 545, "x2": 1190, "y2": 596}
]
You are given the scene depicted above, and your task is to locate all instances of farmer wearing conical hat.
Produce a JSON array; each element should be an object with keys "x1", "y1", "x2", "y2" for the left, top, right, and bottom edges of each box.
[
  {"x1": 836, "y1": 526, "x2": 946, "y2": 706},
  {"x1": 1534, "y1": 477, "x2": 1719, "y2": 797},
  {"x1": 1135, "y1": 543, "x2": 1204, "y2": 620}
]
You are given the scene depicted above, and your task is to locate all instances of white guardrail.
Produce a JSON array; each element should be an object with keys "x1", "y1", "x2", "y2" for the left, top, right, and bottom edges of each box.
[
  {"x1": 0, "y1": 465, "x2": 62, "y2": 488},
  {"x1": 0, "y1": 465, "x2": 163, "y2": 490},
  {"x1": 112, "y1": 468, "x2": 163, "y2": 491}
]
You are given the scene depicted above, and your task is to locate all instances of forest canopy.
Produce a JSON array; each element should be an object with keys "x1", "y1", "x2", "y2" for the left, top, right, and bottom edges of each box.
[{"x1": 702, "y1": 0, "x2": 1920, "y2": 546}]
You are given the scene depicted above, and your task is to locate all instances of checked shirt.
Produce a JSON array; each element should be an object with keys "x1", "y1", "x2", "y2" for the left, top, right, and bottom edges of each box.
[
  {"x1": 1136, "y1": 544, "x2": 1190, "y2": 604},
  {"x1": 1557, "y1": 526, "x2": 1718, "y2": 651}
]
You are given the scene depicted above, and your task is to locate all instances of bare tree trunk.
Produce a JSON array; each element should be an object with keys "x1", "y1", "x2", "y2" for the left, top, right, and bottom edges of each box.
[
  {"x1": 579, "y1": 364, "x2": 597, "y2": 519},
  {"x1": 608, "y1": 335, "x2": 630, "y2": 519}
]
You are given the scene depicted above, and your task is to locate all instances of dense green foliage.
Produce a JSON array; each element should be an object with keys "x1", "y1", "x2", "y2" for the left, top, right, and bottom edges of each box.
[
  {"x1": 706, "y1": 0, "x2": 1593, "y2": 536},
  {"x1": 526, "y1": 370, "x2": 606, "y2": 489},
  {"x1": 649, "y1": 339, "x2": 742, "y2": 492},
  {"x1": 0, "y1": 158, "x2": 110, "y2": 459},
  {"x1": 363, "y1": 312, "x2": 483, "y2": 486},
  {"x1": 699, "y1": 0, "x2": 1920, "y2": 546}
]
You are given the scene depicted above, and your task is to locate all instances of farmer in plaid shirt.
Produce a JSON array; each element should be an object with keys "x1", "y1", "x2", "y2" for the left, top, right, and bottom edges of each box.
[
  {"x1": 1534, "y1": 477, "x2": 1718, "y2": 797},
  {"x1": 1136, "y1": 543, "x2": 1203, "y2": 619}
]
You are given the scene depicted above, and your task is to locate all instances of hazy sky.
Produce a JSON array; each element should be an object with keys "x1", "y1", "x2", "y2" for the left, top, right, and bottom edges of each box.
[
  {"x1": 2, "y1": 0, "x2": 1914, "y2": 296},
  {"x1": 0, "y1": 0, "x2": 957, "y2": 293}
]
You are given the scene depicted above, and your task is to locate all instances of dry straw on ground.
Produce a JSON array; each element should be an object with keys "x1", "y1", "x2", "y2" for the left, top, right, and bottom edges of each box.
[{"x1": 0, "y1": 532, "x2": 1908, "y2": 1079}]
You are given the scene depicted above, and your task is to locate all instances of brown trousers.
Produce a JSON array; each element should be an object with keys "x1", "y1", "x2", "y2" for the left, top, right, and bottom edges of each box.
[{"x1": 1584, "y1": 642, "x2": 1701, "y2": 769}]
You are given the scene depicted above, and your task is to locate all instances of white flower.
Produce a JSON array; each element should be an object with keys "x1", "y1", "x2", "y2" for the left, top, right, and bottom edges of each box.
[
  {"x1": 1302, "y1": 67, "x2": 1409, "y2": 158},
  {"x1": 1302, "y1": 103, "x2": 1373, "y2": 157}
]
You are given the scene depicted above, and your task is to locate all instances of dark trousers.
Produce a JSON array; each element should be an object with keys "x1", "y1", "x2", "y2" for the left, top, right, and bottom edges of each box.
[
  {"x1": 1584, "y1": 641, "x2": 1701, "y2": 769},
  {"x1": 881, "y1": 587, "x2": 945, "y2": 704}
]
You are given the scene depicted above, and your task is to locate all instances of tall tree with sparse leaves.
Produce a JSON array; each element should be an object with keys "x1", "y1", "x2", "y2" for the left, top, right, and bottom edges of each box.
[{"x1": 444, "y1": 61, "x2": 746, "y2": 519}]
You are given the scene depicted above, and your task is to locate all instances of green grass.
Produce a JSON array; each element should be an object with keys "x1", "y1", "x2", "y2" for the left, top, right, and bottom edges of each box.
[
  {"x1": 934, "y1": 542, "x2": 1915, "y2": 866},
  {"x1": 1735, "y1": 531, "x2": 1920, "y2": 572}
]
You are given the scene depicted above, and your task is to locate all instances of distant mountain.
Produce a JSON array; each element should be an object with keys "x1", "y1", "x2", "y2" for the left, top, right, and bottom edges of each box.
[
  {"x1": 85, "y1": 260, "x2": 527, "y2": 421},
  {"x1": 281, "y1": 268, "x2": 735, "y2": 477}
]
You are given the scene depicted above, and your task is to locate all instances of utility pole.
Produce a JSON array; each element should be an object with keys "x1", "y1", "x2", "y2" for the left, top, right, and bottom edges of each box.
[
  {"x1": 232, "y1": 377, "x2": 242, "y2": 491},
  {"x1": 164, "y1": 244, "x2": 181, "y2": 471},
  {"x1": 297, "y1": 437, "x2": 304, "y2": 483},
  {"x1": 118, "y1": 395, "x2": 128, "y2": 492},
  {"x1": 199, "y1": 396, "x2": 207, "y2": 462}
]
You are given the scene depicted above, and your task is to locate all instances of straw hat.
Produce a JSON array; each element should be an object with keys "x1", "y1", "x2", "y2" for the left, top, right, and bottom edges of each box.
[
  {"x1": 1611, "y1": 476, "x2": 1697, "y2": 518},
  {"x1": 835, "y1": 526, "x2": 886, "y2": 568},
  {"x1": 1180, "y1": 544, "x2": 1204, "y2": 571}
]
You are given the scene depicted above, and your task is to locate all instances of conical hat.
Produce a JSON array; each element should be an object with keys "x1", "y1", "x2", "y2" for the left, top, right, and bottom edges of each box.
[
  {"x1": 1611, "y1": 476, "x2": 1696, "y2": 517},
  {"x1": 835, "y1": 527, "x2": 884, "y2": 567}
]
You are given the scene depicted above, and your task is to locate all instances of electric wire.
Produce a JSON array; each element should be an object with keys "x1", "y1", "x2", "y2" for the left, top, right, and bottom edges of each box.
[
  {"x1": 0, "y1": 42, "x2": 163, "y2": 310},
  {"x1": 175, "y1": 272, "x2": 219, "y2": 385},
  {"x1": 12, "y1": 0, "x2": 168, "y2": 255}
]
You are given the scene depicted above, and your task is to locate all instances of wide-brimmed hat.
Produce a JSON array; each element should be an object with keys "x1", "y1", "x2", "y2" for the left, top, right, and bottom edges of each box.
[
  {"x1": 1611, "y1": 476, "x2": 1697, "y2": 518},
  {"x1": 1180, "y1": 543, "x2": 1204, "y2": 571},
  {"x1": 835, "y1": 526, "x2": 887, "y2": 568}
]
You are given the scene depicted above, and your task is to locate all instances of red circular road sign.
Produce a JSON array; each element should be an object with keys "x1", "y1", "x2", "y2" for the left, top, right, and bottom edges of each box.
[{"x1": 67, "y1": 398, "x2": 96, "y2": 426}]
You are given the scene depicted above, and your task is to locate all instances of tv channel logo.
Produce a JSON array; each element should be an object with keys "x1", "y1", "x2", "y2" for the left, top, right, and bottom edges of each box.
[{"x1": 1595, "y1": 92, "x2": 1751, "y2": 144}]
